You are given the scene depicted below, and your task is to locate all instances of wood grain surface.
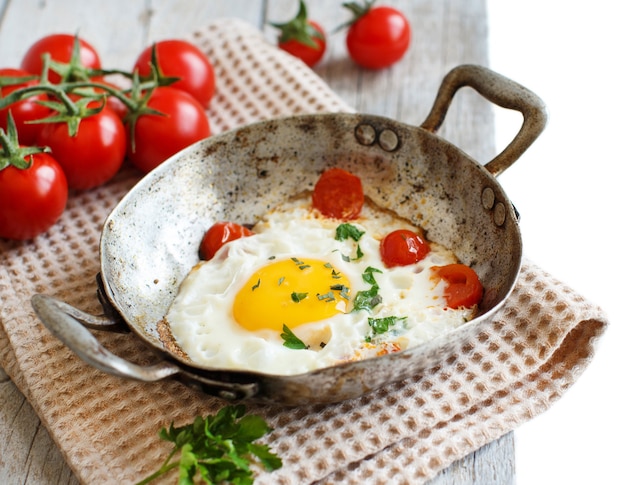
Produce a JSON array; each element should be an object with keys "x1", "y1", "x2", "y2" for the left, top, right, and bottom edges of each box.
[{"x1": 0, "y1": 0, "x2": 513, "y2": 483}]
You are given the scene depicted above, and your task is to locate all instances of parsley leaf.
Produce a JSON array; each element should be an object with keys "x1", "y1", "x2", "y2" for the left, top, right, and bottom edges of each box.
[
  {"x1": 368, "y1": 315, "x2": 407, "y2": 335},
  {"x1": 362, "y1": 266, "x2": 382, "y2": 285},
  {"x1": 291, "y1": 291, "x2": 308, "y2": 303},
  {"x1": 335, "y1": 223, "x2": 365, "y2": 242},
  {"x1": 137, "y1": 405, "x2": 282, "y2": 485},
  {"x1": 280, "y1": 324, "x2": 308, "y2": 349},
  {"x1": 352, "y1": 285, "x2": 383, "y2": 312}
]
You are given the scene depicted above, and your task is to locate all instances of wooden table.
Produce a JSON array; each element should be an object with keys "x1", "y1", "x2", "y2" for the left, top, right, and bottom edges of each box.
[{"x1": 0, "y1": 0, "x2": 514, "y2": 483}]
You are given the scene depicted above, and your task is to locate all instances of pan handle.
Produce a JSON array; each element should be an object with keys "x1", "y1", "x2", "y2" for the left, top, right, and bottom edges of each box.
[
  {"x1": 420, "y1": 64, "x2": 547, "y2": 177},
  {"x1": 30, "y1": 294, "x2": 259, "y2": 401},
  {"x1": 31, "y1": 294, "x2": 181, "y2": 381}
]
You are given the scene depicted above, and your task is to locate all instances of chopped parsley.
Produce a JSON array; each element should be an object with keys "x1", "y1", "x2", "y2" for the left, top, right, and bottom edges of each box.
[
  {"x1": 340, "y1": 244, "x2": 364, "y2": 262},
  {"x1": 352, "y1": 267, "x2": 384, "y2": 312},
  {"x1": 330, "y1": 284, "x2": 350, "y2": 300},
  {"x1": 368, "y1": 316, "x2": 407, "y2": 335},
  {"x1": 317, "y1": 291, "x2": 335, "y2": 302},
  {"x1": 335, "y1": 223, "x2": 365, "y2": 242},
  {"x1": 278, "y1": 276, "x2": 285, "y2": 286},
  {"x1": 280, "y1": 324, "x2": 308, "y2": 349},
  {"x1": 362, "y1": 266, "x2": 382, "y2": 285},
  {"x1": 291, "y1": 291, "x2": 308, "y2": 303},
  {"x1": 251, "y1": 279, "x2": 261, "y2": 291},
  {"x1": 353, "y1": 285, "x2": 383, "y2": 312},
  {"x1": 290, "y1": 257, "x2": 310, "y2": 270}
]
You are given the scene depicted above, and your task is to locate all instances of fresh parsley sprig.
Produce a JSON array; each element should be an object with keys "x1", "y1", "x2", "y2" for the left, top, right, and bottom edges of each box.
[
  {"x1": 137, "y1": 405, "x2": 282, "y2": 485},
  {"x1": 280, "y1": 324, "x2": 308, "y2": 349}
]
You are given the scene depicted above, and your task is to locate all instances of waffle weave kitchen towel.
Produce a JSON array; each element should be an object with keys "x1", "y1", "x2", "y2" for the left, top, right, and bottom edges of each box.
[{"x1": 0, "y1": 19, "x2": 608, "y2": 484}]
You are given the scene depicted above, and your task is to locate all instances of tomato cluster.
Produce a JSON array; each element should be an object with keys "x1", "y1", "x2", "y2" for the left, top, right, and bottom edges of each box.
[
  {"x1": 271, "y1": 0, "x2": 411, "y2": 69},
  {"x1": 0, "y1": 34, "x2": 215, "y2": 240}
]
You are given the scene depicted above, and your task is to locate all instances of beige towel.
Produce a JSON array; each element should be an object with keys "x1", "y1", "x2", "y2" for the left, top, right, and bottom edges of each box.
[{"x1": 0, "y1": 19, "x2": 608, "y2": 484}]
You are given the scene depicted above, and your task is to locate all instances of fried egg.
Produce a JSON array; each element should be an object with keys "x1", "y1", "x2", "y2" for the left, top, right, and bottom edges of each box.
[{"x1": 164, "y1": 198, "x2": 475, "y2": 375}]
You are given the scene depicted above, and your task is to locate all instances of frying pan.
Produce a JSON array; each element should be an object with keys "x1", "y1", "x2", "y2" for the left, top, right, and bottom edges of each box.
[{"x1": 31, "y1": 65, "x2": 547, "y2": 405}]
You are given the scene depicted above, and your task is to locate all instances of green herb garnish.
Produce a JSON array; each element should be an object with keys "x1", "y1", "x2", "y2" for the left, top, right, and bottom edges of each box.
[
  {"x1": 317, "y1": 291, "x2": 336, "y2": 302},
  {"x1": 291, "y1": 291, "x2": 308, "y2": 303},
  {"x1": 362, "y1": 266, "x2": 382, "y2": 285},
  {"x1": 330, "y1": 284, "x2": 350, "y2": 300},
  {"x1": 367, "y1": 316, "x2": 407, "y2": 335},
  {"x1": 290, "y1": 257, "x2": 310, "y2": 270},
  {"x1": 280, "y1": 324, "x2": 308, "y2": 349},
  {"x1": 335, "y1": 223, "x2": 365, "y2": 242},
  {"x1": 137, "y1": 405, "x2": 282, "y2": 485},
  {"x1": 251, "y1": 279, "x2": 261, "y2": 291},
  {"x1": 352, "y1": 285, "x2": 383, "y2": 312}
]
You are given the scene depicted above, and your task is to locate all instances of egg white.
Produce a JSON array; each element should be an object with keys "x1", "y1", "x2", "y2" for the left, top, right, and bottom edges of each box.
[{"x1": 165, "y1": 198, "x2": 475, "y2": 375}]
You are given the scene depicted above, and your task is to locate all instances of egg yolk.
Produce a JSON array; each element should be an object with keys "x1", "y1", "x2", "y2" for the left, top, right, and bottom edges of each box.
[{"x1": 233, "y1": 258, "x2": 350, "y2": 332}]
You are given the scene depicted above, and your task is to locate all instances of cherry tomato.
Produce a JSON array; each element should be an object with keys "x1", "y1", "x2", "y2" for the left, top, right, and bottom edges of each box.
[
  {"x1": 379, "y1": 229, "x2": 430, "y2": 267},
  {"x1": 126, "y1": 87, "x2": 210, "y2": 174},
  {"x1": 345, "y1": 4, "x2": 411, "y2": 69},
  {"x1": 278, "y1": 20, "x2": 326, "y2": 67},
  {"x1": 0, "y1": 68, "x2": 51, "y2": 145},
  {"x1": 199, "y1": 221, "x2": 254, "y2": 260},
  {"x1": 312, "y1": 168, "x2": 364, "y2": 220},
  {"x1": 0, "y1": 152, "x2": 68, "y2": 240},
  {"x1": 20, "y1": 34, "x2": 101, "y2": 83},
  {"x1": 133, "y1": 40, "x2": 215, "y2": 108},
  {"x1": 37, "y1": 105, "x2": 126, "y2": 190},
  {"x1": 272, "y1": 1, "x2": 326, "y2": 67},
  {"x1": 432, "y1": 263, "x2": 484, "y2": 309}
]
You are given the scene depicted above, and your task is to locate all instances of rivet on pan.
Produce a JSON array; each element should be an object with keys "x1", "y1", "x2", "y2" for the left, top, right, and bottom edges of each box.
[
  {"x1": 379, "y1": 128, "x2": 399, "y2": 151},
  {"x1": 481, "y1": 187, "x2": 495, "y2": 209},
  {"x1": 494, "y1": 202, "x2": 507, "y2": 226},
  {"x1": 355, "y1": 124, "x2": 376, "y2": 145}
]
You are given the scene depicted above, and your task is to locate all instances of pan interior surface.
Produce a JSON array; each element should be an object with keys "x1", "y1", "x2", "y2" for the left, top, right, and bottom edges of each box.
[{"x1": 100, "y1": 113, "x2": 521, "y2": 372}]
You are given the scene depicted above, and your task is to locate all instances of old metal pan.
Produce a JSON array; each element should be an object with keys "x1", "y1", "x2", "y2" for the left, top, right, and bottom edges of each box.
[{"x1": 32, "y1": 65, "x2": 547, "y2": 406}]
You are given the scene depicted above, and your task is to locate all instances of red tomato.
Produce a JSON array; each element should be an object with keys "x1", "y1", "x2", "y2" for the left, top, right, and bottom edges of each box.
[
  {"x1": 126, "y1": 87, "x2": 210, "y2": 173},
  {"x1": 432, "y1": 264, "x2": 484, "y2": 309},
  {"x1": 0, "y1": 152, "x2": 68, "y2": 240},
  {"x1": 312, "y1": 168, "x2": 364, "y2": 220},
  {"x1": 37, "y1": 105, "x2": 126, "y2": 190},
  {"x1": 278, "y1": 20, "x2": 326, "y2": 67},
  {"x1": 272, "y1": 1, "x2": 326, "y2": 67},
  {"x1": 20, "y1": 34, "x2": 101, "y2": 83},
  {"x1": 379, "y1": 229, "x2": 430, "y2": 267},
  {"x1": 0, "y1": 68, "x2": 51, "y2": 145},
  {"x1": 133, "y1": 40, "x2": 215, "y2": 108},
  {"x1": 199, "y1": 222, "x2": 254, "y2": 260},
  {"x1": 345, "y1": 5, "x2": 411, "y2": 69}
]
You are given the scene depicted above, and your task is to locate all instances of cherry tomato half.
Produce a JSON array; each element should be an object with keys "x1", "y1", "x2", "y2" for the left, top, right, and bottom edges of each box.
[
  {"x1": 312, "y1": 168, "x2": 364, "y2": 220},
  {"x1": 379, "y1": 229, "x2": 430, "y2": 267},
  {"x1": 126, "y1": 87, "x2": 210, "y2": 174},
  {"x1": 133, "y1": 39, "x2": 215, "y2": 108},
  {"x1": 0, "y1": 152, "x2": 68, "y2": 240},
  {"x1": 20, "y1": 34, "x2": 101, "y2": 83},
  {"x1": 199, "y1": 221, "x2": 254, "y2": 260},
  {"x1": 432, "y1": 263, "x2": 484, "y2": 309},
  {"x1": 346, "y1": 5, "x2": 411, "y2": 69},
  {"x1": 0, "y1": 68, "x2": 51, "y2": 145},
  {"x1": 37, "y1": 105, "x2": 126, "y2": 190}
]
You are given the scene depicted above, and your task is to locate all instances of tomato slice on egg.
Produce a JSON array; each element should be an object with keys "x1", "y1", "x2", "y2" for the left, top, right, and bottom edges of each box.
[
  {"x1": 199, "y1": 221, "x2": 254, "y2": 260},
  {"x1": 312, "y1": 168, "x2": 364, "y2": 220},
  {"x1": 432, "y1": 263, "x2": 484, "y2": 309},
  {"x1": 380, "y1": 229, "x2": 430, "y2": 267}
]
